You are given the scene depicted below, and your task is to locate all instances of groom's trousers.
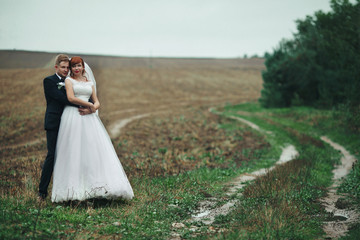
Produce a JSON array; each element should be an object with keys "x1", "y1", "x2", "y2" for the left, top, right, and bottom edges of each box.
[{"x1": 38, "y1": 129, "x2": 59, "y2": 197}]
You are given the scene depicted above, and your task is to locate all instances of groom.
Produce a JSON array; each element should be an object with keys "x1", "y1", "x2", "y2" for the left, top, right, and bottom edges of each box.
[{"x1": 38, "y1": 54, "x2": 92, "y2": 200}]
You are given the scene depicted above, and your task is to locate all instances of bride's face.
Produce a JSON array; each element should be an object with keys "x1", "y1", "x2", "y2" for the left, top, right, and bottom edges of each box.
[{"x1": 71, "y1": 63, "x2": 84, "y2": 76}]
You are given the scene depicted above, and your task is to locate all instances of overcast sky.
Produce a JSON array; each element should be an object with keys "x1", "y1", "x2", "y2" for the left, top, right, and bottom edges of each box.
[{"x1": 0, "y1": 0, "x2": 339, "y2": 58}]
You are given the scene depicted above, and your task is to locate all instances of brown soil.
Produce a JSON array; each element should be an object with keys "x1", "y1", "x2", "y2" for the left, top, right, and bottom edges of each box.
[{"x1": 114, "y1": 109, "x2": 269, "y2": 177}]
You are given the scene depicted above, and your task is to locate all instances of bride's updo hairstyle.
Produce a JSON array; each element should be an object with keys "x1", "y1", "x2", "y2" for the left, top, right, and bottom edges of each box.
[{"x1": 70, "y1": 56, "x2": 85, "y2": 76}]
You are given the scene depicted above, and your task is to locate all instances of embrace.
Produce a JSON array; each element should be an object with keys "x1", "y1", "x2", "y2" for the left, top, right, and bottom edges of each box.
[{"x1": 38, "y1": 54, "x2": 134, "y2": 202}]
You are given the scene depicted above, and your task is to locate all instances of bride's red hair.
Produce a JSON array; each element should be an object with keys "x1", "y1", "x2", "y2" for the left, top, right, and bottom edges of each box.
[{"x1": 70, "y1": 56, "x2": 85, "y2": 75}]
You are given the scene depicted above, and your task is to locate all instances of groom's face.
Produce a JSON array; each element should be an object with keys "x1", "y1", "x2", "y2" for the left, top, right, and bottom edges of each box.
[{"x1": 55, "y1": 61, "x2": 70, "y2": 78}]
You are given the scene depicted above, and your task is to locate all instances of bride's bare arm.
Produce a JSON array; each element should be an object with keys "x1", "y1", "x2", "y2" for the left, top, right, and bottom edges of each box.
[{"x1": 65, "y1": 79, "x2": 96, "y2": 112}]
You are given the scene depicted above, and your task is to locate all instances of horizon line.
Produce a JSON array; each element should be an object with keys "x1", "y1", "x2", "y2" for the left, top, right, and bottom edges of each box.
[{"x1": 0, "y1": 48, "x2": 265, "y2": 60}]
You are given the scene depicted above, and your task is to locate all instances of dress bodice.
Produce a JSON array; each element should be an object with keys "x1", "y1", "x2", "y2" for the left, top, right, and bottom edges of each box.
[{"x1": 67, "y1": 78, "x2": 93, "y2": 101}]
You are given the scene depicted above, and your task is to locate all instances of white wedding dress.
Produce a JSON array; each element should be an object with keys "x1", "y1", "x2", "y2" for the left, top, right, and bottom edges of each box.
[{"x1": 51, "y1": 78, "x2": 134, "y2": 202}]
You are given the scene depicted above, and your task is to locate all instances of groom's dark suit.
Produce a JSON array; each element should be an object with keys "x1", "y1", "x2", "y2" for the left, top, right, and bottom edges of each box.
[{"x1": 39, "y1": 74, "x2": 75, "y2": 198}]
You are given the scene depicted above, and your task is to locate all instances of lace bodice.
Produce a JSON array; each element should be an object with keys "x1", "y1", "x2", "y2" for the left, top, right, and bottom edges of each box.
[{"x1": 67, "y1": 78, "x2": 93, "y2": 101}]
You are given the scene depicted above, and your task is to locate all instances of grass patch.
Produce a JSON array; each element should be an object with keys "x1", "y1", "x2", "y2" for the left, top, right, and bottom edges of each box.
[{"x1": 0, "y1": 162, "x2": 275, "y2": 239}]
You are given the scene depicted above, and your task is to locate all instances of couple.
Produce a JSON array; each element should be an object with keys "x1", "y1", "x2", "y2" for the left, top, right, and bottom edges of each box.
[{"x1": 38, "y1": 54, "x2": 134, "y2": 202}]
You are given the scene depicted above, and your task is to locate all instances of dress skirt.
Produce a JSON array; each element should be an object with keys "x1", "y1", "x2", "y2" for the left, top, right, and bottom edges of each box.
[{"x1": 51, "y1": 106, "x2": 134, "y2": 202}]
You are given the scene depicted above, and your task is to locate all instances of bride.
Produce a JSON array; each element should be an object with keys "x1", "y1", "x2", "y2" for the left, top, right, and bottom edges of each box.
[{"x1": 51, "y1": 56, "x2": 134, "y2": 202}]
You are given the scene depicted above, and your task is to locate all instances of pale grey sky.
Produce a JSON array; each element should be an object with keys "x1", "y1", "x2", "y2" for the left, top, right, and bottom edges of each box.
[{"x1": 0, "y1": 0, "x2": 338, "y2": 58}]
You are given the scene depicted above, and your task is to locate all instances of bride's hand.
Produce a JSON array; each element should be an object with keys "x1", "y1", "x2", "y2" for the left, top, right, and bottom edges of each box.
[
  {"x1": 89, "y1": 104, "x2": 96, "y2": 113},
  {"x1": 79, "y1": 107, "x2": 92, "y2": 115}
]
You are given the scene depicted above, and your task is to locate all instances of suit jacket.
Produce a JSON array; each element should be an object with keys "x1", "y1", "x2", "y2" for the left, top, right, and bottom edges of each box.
[{"x1": 43, "y1": 74, "x2": 75, "y2": 130}]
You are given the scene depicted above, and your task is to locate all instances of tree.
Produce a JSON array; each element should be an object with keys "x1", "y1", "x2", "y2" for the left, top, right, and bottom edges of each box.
[{"x1": 260, "y1": 0, "x2": 360, "y2": 110}]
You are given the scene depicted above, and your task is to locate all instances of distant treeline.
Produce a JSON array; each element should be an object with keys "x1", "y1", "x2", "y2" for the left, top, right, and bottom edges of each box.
[{"x1": 260, "y1": 0, "x2": 360, "y2": 130}]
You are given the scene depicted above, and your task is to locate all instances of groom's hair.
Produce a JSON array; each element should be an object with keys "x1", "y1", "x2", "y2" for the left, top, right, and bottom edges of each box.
[{"x1": 55, "y1": 54, "x2": 70, "y2": 66}]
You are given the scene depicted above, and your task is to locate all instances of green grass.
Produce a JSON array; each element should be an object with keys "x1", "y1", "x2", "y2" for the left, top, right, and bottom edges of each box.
[
  {"x1": 0, "y1": 143, "x2": 278, "y2": 240},
  {"x1": 1, "y1": 102, "x2": 359, "y2": 239},
  {"x1": 209, "y1": 102, "x2": 359, "y2": 239}
]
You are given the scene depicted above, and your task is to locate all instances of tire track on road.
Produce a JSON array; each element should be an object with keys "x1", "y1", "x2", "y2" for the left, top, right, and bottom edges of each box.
[{"x1": 320, "y1": 136, "x2": 359, "y2": 239}]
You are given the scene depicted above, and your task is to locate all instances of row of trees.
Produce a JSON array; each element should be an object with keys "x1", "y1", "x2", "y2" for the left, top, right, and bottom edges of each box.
[{"x1": 260, "y1": 0, "x2": 359, "y2": 126}]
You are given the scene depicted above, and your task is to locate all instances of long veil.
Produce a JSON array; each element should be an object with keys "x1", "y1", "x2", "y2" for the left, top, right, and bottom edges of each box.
[
  {"x1": 84, "y1": 62, "x2": 98, "y2": 115},
  {"x1": 84, "y1": 62, "x2": 96, "y2": 94}
]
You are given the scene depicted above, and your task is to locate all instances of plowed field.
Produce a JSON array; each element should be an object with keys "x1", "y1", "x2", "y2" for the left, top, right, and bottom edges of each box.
[{"x1": 0, "y1": 51, "x2": 266, "y2": 195}]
